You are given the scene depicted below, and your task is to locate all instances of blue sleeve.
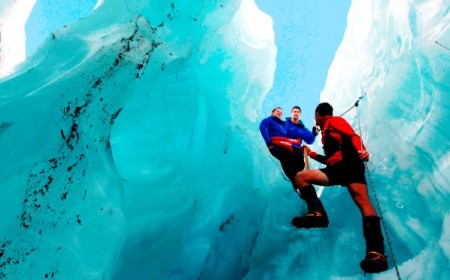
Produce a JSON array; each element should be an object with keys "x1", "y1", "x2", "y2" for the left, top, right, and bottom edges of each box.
[
  {"x1": 298, "y1": 127, "x2": 315, "y2": 144},
  {"x1": 259, "y1": 118, "x2": 271, "y2": 145},
  {"x1": 299, "y1": 120, "x2": 305, "y2": 128}
]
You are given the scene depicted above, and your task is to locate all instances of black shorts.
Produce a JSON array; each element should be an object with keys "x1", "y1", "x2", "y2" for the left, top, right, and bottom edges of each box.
[{"x1": 320, "y1": 160, "x2": 367, "y2": 186}]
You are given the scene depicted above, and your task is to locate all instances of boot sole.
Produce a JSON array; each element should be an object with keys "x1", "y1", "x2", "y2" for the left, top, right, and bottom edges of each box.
[
  {"x1": 360, "y1": 259, "x2": 388, "y2": 273},
  {"x1": 291, "y1": 217, "x2": 329, "y2": 228}
]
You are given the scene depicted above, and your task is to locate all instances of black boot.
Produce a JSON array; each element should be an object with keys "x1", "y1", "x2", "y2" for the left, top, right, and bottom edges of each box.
[
  {"x1": 291, "y1": 185, "x2": 329, "y2": 228},
  {"x1": 360, "y1": 216, "x2": 388, "y2": 273}
]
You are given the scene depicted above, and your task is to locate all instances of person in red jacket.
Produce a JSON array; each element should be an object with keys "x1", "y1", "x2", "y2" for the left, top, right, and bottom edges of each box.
[{"x1": 293, "y1": 102, "x2": 388, "y2": 274}]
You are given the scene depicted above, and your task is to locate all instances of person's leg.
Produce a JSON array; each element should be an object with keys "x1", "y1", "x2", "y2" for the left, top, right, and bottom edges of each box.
[
  {"x1": 286, "y1": 149, "x2": 305, "y2": 188},
  {"x1": 347, "y1": 183, "x2": 388, "y2": 273},
  {"x1": 346, "y1": 183, "x2": 377, "y2": 216},
  {"x1": 360, "y1": 215, "x2": 388, "y2": 273},
  {"x1": 296, "y1": 169, "x2": 330, "y2": 188},
  {"x1": 270, "y1": 149, "x2": 296, "y2": 183},
  {"x1": 291, "y1": 148, "x2": 305, "y2": 172},
  {"x1": 291, "y1": 169, "x2": 330, "y2": 228}
]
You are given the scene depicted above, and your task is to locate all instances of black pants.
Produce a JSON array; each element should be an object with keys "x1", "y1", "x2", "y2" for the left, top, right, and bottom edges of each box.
[
  {"x1": 270, "y1": 147, "x2": 305, "y2": 186},
  {"x1": 319, "y1": 160, "x2": 367, "y2": 186}
]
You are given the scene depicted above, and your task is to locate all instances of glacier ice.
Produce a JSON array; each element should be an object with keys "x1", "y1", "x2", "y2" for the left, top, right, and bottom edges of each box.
[{"x1": 0, "y1": 0, "x2": 449, "y2": 279}]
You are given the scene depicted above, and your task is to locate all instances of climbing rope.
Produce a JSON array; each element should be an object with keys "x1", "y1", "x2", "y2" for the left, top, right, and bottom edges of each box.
[
  {"x1": 343, "y1": 97, "x2": 402, "y2": 280},
  {"x1": 435, "y1": 41, "x2": 450, "y2": 51}
]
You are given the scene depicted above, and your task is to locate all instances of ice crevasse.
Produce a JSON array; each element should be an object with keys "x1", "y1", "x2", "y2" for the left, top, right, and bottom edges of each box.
[{"x1": 0, "y1": 0, "x2": 449, "y2": 279}]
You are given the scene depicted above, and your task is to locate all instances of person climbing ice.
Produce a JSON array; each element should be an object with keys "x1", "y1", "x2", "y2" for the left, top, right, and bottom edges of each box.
[{"x1": 292, "y1": 102, "x2": 388, "y2": 273}]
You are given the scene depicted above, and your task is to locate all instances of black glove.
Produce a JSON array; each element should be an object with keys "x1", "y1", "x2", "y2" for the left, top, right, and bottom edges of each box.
[{"x1": 312, "y1": 126, "x2": 318, "y2": 136}]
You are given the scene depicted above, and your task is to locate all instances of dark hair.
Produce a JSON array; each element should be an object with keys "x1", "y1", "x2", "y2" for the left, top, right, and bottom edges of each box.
[
  {"x1": 271, "y1": 106, "x2": 282, "y2": 113},
  {"x1": 315, "y1": 102, "x2": 333, "y2": 116},
  {"x1": 291, "y1": 106, "x2": 301, "y2": 112}
]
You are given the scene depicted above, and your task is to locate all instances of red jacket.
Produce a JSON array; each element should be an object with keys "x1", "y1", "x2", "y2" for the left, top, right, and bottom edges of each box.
[{"x1": 310, "y1": 116, "x2": 365, "y2": 166}]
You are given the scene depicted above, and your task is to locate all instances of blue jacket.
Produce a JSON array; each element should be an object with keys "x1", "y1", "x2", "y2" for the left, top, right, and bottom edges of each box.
[
  {"x1": 285, "y1": 118, "x2": 315, "y2": 145},
  {"x1": 259, "y1": 116, "x2": 286, "y2": 145}
]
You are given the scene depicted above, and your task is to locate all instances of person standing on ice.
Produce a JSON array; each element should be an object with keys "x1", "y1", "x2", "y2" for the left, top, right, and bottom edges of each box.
[
  {"x1": 293, "y1": 102, "x2": 388, "y2": 273},
  {"x1": 259, "y1": 106, "x2": 315, "y2": 188}
]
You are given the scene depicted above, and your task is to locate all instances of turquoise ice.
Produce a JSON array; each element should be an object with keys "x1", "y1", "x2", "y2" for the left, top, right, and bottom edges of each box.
[{"x1": 0, "y1": 0, "x2": 449, "y2": 279}]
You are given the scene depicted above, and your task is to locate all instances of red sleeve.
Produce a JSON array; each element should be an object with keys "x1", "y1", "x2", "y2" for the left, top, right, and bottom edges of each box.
[{"x1": 329, "y1": 117, "x2": 366, "y2": 151}]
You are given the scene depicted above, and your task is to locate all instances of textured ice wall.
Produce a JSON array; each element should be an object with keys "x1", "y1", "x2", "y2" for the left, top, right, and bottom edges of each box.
[
  {"x1": 0, "y1": 0, "x2": 275, "y2": 279},
  {"x1": 321, "y1": 0, "x2": 450, "y2": 278},
  {"x1": 0, "y1": 0, "x2": 37, "y2": 76},
  {"x1": 1, "y1": 0, "x2": 449, "y2": 279}
]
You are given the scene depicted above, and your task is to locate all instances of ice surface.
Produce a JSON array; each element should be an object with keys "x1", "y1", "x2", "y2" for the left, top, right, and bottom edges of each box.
[{"x1": 0, "y1": 0, "x2": 449, "y2": 279}]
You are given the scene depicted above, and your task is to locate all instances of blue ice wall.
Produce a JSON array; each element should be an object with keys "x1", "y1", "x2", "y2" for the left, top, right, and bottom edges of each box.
[
  {"x1": 0, "y1": 0, "x2": 276, "y2": 279},
  {"x1": 0, "y1": 0, "x2": 449, "y2": 279},
  {"x1": 25, "y1": 0, "x2": 98, "y2": 57},
  {"x1": 320, "y1": 1, "x2": 450, "y2": 279}
]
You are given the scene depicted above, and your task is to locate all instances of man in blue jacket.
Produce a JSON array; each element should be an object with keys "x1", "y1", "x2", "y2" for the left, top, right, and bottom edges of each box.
[
  {"x1": 285, "y1": 106, "x2": 316, "y2": 144},
  {"x1": 260, "y1": 106, "x2": 316, "y2": 187},
  {"x1": 259, "y1": 107, "x2": 286, "y2": 145}
]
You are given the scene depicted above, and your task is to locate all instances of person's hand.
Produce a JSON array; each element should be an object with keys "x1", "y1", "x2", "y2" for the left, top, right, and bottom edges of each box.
[
  {"x1": 312, "y1": 126, "x2": 318, "y2": 136},
  {"x1": 359, "y1": 150, "x2": 370, "y2": 161},
  {"x1": 302, "y1": 145, "x2": 312, "y2": 156}
]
